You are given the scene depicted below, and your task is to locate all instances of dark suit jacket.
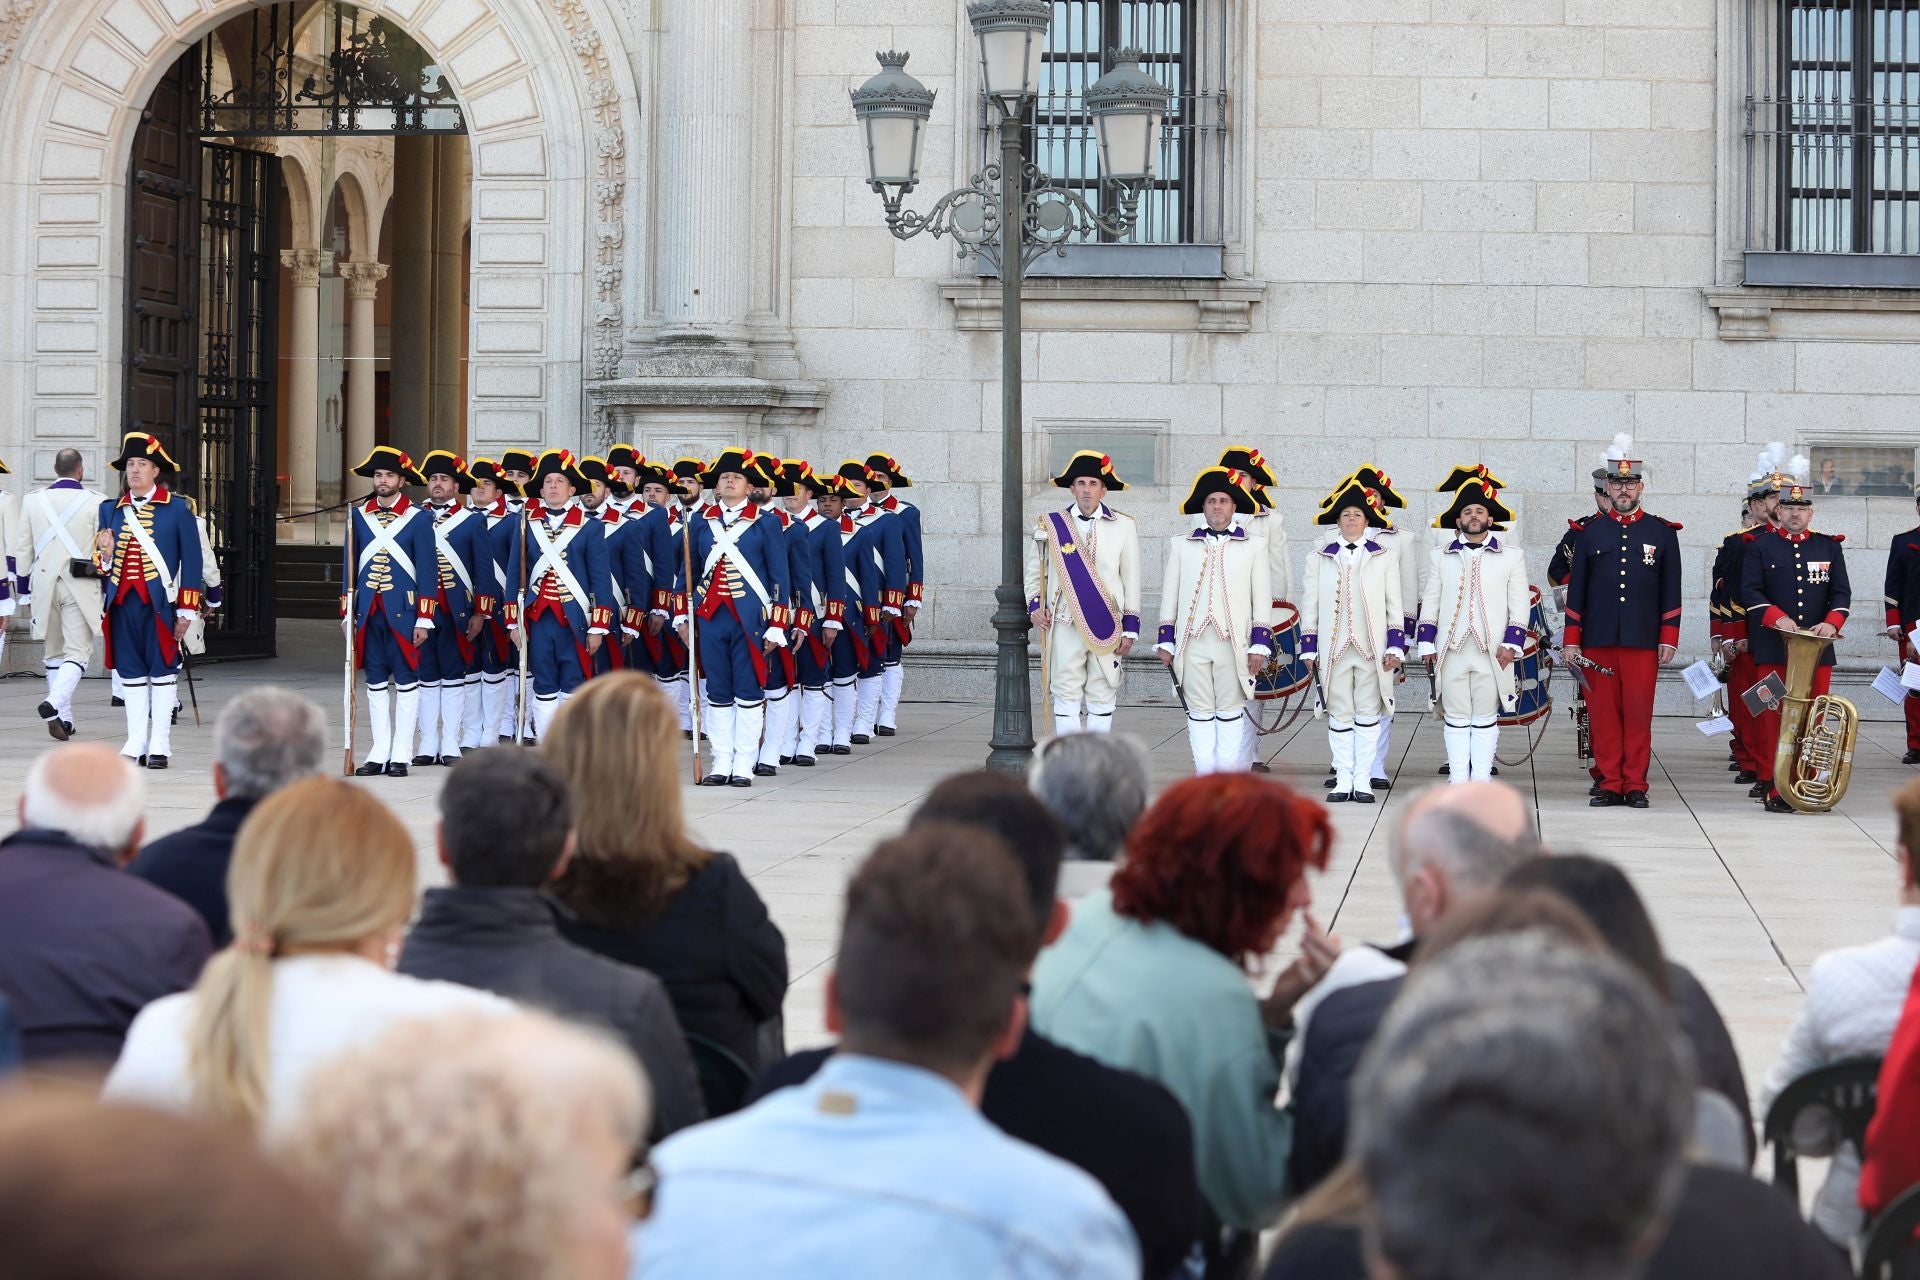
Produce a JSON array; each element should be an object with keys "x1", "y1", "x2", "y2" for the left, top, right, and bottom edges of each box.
[
  {"x1": 751, "y1": 1032, "x2": 1207, "y2": 1280},
  {"x1": 0, "y1": 828, "x2": 211, "y2": 1064},
  {"x1": 128, "y1": 795, "x2": 258, "y2": 948},
  {"x1": 399, "y1": 886, "x2": 706, "y2": 1141}
]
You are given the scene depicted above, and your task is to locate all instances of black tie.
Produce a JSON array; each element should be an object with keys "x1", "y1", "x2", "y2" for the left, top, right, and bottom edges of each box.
[
  {"x1": 1205, "y1": 528, "x2": 1228, "y2": 538},
  {"x1": 1345, "y1": 542, "x2": 1359, "y2": 552}
]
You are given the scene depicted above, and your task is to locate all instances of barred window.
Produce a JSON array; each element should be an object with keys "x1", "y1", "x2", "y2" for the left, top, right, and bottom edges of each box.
[
  {"x1": 982, "y1": 1, "x2": 1229, "y2": 274},
  {"x1": 1744, "y1": 0, "x2": 1920, "y2": 284}
]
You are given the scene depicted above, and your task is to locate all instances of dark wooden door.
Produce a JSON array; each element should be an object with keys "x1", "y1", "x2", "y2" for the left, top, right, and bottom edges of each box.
[{"x1": 123, "y1": 51, "x2": 199, "y2": 450}]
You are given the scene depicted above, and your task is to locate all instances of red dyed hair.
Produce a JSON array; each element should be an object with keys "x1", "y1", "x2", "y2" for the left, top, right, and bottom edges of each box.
[{"x1": 1111, "y1": 774, "x2": 1332, "y2": 967}]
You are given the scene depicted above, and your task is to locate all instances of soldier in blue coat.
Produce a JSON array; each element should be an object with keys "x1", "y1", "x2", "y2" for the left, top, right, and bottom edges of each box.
[
  {"x1": 673, "y1": 448, "x2": 792, "y2": 788},
  {"x1": 96, "y1": 433, "x2": 204, "y2": 769},
  {"x1": 864, "y1": 453, "x2": 922, "y2": 736},
  {"x1": 341, "y1": 446, "x2": 437, "y2": 777},
  {"x1": 412, "y1": 450, "x2": 497, "y2": 767},
  {"x1": 1883, "y1": 484, "x2": 1920, "y2": 764},
  {"x1": 749, "y1": 460, "x2": 822, "y2": 777},
  {"x1": 503, "y1": 449, "x2": 615, "y2": 736},
  {"x1": 835, "y1": 460, "x2": 909, "y2": 745},
  {"x1": 774, "y1": 461, "x2": 849, "y2": 767},
  {"x1": 465, "y1": 458, "x2": 523, "y2": 744},
  {"x1": 629, "y1": 461, "x2": 692, "y2": 731},
  {"x1": 580, "y1": 455, "x2": 645, "y2": 679},
  {"x1": 1740, "y1": 482, "x2": 1851, "y2": 813}
]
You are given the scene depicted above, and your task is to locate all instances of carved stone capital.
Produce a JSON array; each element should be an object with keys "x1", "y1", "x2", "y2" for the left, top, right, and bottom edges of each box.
[
  {"x1": 339, "y1": 260, "x2": 389, "y2": 301},
  {"x1": 281, "y1": 248, "x2": 335, "y2": 289}
]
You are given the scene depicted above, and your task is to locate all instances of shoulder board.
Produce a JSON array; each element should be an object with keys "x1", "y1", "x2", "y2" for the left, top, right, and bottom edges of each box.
[
  {"x1": 1565, "y1": 518, "x2": 1586, "y2": 532},
  {"x1": 1661, "y1": 519, "x2": 1683, "y2": 531},
  {"x1": 1823, "y1": 531, "x2": 1846, "y2": 544}
]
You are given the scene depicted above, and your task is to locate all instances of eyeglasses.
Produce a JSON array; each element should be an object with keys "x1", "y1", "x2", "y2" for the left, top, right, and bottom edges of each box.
[{"x1": 620, "y1": 1161, "x2": 657, "y2": 1222}]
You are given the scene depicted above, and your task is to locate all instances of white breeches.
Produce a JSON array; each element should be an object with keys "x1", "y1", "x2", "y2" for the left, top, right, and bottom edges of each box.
[
  {"x1": 1174, "y1": 631, "x2": 1249, "y2": 717},
  {"x1": 1437, "y1": 647, "x2": 1501, "y2": 726},
  {"x1": 1322, "y1": 649, "x2": 1387, "y2": 722},
  {"x1": 1047, "y1": 622, "x2": 1124, "y2": 708}
]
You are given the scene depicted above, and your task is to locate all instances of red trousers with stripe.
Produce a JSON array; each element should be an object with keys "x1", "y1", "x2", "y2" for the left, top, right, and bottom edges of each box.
[
  {"x1": 1584, "y1": 646, "x2": 1657, "y2": 796},
  {"x1": 1754, "y1": 663, "x2": 1830, "y2": 790},
  {"x1": 1726, "y1": 650, "x2": 1758, "y2": 773}
]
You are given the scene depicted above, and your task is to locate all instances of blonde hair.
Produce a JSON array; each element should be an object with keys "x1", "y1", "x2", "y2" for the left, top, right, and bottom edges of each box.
[
  {"x1": 543, "y1": 673, "x2": 708, "y2": 925},
  {"x1": 185, "y1": 777, "x2": 417, "y2": 1128},
  {"x1": 280, "y1": 1010, "x2": 649, "y2": 1280}
]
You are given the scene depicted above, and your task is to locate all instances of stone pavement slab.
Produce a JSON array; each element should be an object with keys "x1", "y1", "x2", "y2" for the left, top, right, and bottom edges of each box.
[{"x1": 0, "y1": 621, "x2": 1903, "y2": 1102}]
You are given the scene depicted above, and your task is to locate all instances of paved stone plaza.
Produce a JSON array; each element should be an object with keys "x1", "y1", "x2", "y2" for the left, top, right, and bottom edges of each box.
[{"x1": 1, "y1": 620, "x2": 1903, "y2": 1094}]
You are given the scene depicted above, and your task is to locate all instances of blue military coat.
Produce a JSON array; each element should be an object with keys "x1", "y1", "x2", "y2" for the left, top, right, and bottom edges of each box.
[
  {"x1": 101, "y1": 485, "x2": 206, "y2": 663},
  {"x1": 1563, "y1": 509, "x2": 1683, "y2": 652},
  {"x1": 672, "y1": 502, "x2": 792, "y2": 637},
  {"x1": 421, "y1": 500, "x2": 498, "y2": 634},
  {"x1": 342, "y1": 495, "x2": 439, "y2": 639},
  {"x1": 503, "y1": 501, "x2": 616, "y2": 643},
  {"x1": 1740, "y1": 527, "x2": 1851, "y2": 668}
]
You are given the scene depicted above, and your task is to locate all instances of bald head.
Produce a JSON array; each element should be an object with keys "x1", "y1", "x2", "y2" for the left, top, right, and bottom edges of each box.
[
  {"x1": 1399, "y1": 781, "x2": 1532, "y2": 849},
  {"x1": 20, "y1": 744, "x2": 146, "y2": 861},
  {"x1": 1393, "y1": 782, "x2": 1541, "y2": 937}
]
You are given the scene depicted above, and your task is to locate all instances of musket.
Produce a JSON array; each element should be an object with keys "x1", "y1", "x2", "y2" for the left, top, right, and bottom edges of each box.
[
  {"x1": 681, "y1": 505, "x2": 704, "y2": 782},
  {"x1": 515, "y1": 502, "x2": 531, "y2": 742},
  {"x1": 342, "y1": 502, "x2": 357, "y2": 775}
]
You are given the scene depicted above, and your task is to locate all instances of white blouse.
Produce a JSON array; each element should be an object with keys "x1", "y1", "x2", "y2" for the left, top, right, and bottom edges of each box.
[{"x1": 104, "y1": 952, "x2": 513, "y2": 1136}]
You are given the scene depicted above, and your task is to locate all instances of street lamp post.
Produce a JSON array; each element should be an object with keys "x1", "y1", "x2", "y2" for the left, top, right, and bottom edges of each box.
[{"x1": 850, "y1": 4, "x2": 1169, "y2": 770}]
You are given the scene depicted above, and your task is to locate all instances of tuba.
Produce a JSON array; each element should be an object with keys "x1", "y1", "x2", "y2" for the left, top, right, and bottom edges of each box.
[{"x1": 1774, "y1": 628, "x2": 1859, "y2": 813}]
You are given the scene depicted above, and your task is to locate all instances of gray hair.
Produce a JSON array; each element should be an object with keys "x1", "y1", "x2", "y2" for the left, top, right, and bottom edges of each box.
[
  {"x1": 1352, "y1": 933, "x2": 1694, "y2": 1280},
  {"x1": 1028, "y1": 733, "x2": 1150, "y2": 861},
  {"x1": 214, "y1": 688, "x2": 329, "y2": 801},
  {"x1": 52, "y1": 448, "x2": 82, "y2": 479},
  {"x1": 23, "y1": 748, "x2": 145, "y2": 851},
  {"x1": 1393, "y1": 807, "x2": 1539, "y2": 892}
]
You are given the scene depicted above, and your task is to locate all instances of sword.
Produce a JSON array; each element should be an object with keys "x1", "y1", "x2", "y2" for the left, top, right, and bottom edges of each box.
[
  {"x1": 1167, "y1": 660, "x2": 1190, "y2": 713},
  {"x1": 1427, "y1": 658, "x2": 1440, "y2": 720}
]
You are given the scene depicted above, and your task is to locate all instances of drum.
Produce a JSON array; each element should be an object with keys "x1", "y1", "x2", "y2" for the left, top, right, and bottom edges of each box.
[
  {"x1": 1254, "y1": 600, "x2": 1314, "y2": 701},
  {"x1": 1499, "y1": 588, "x2": 1554, "y2": 728}
]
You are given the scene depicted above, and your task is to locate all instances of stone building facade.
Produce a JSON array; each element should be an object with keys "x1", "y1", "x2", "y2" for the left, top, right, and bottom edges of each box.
[{"x1": 2, "y1": 0, "x2": 1916, "y2": 693}]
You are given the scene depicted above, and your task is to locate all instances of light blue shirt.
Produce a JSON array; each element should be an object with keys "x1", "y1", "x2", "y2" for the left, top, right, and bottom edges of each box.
[{"x1": 632, "y1": 1054, "x2": 1138, "y2": 1280}]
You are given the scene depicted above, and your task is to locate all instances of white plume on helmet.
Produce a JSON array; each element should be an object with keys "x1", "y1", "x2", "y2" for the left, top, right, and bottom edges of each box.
[
  {"x1": 1788, "y1": 454, "x2": 1811, "y2": 485},
  {"x1": 1750, "y1": 441, "x2": 1789, "y2": 484},
  {"x1": 1604, "y1": 432, "x2": 1634, "y2": 462}
]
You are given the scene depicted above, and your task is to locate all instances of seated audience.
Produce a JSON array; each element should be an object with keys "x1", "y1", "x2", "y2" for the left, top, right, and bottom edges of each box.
[
  {"x1": 637, "y1": 825, "x2": 1139, "y2": 1278},
  {"x1": 1032, "y1": 773, "x2": 1336, "y2": 1232},
  {"x1": 0, "y1": 743, "x2": 211, "y2": 1065},
  {"x1": 543, "y1": 674, "x2": 788, "y2": 1078},
  {"x1": 1351, "y1": 933, "x2": 1693, "y2": 1280},
  {"x1": 1028, "y1": 733, "x2": 1151, "y2": 897},
  {"x1": 0, "y1": 996, "x2": 17, "y2": 1076},
  {"x1": 104, "y1": 777, "x2": 509, "y2": 1132},
  {"x1": 1504, "y1": 854, "x2": 1753, "y2": 1159},
  {"x1": 281, "y1": 1009, "x2": 649, "y2": 1280},
  {"x1": 1286, "y1": 780, "x2": 1538, "y2": 1193},
  {"x1": 130, "y1": 686, "x2": 328, "y2": 946},
  {"x1": 1754, "y1": 774, "x2": 1920, "y2": 1244},
  {"x1": 399, "y1": 748, "x2": 705, "y2": 1141},
  {"x1": 750, "y1": 770, "x2": 1205, "y2": 1279},
  {"x1": 1862, "y1": 961, "x2": 1920, "y2": 1219},
  {"x1": 0, "y1": 1094, "x2": 364, "y2": 1279}
]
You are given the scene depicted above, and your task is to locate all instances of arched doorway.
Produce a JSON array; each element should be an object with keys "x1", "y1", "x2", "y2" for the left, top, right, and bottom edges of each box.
[{"x1": 1, "y1": 0, "x2": 635, "y2": 658}]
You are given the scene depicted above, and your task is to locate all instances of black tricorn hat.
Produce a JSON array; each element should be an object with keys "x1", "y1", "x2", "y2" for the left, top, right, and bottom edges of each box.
[
  {"x1": 669, "y1": 456, "x2": 707, "y2": 482},
  {"x1": 782, "y1": 459, "x2": 830, "y2": 496},
  {"x1": 1217, "y1": 445, "x2": 1275, "y2": 488},
  {"x1": 531, "y1": 448, "x2": 590, "y2": 496},
  {"x1": 1052, "y1": 450, "x2": 1126, "y2": 492},
  {"x1": 864, "y1": 453, "x2": 912, "y2": 488},
  {"x1": 1434, "y1": 478, "x2": 1515, "y2": 529},
  {"x1": 112, "y1": 431, "x2": 181, "y2": 475},
  {"x1": 420, "y1": 449, "x2": 475, "y2": 493},
  {"x1": 467, "y1": 458, "x2": 522, "y2": 498},
  {"x1": 836, "y1": 458, "x2": 883, "y2": 487},
  {"x1": 1180, "y1": 467, "x2": 1258, "y2": 516},
  {"x1": 499, "y1": 448, "x2": 536, "y2": 475},
  {"x1": 606, "y1": 444, "x2": 643, "y2": 473},
  {"x1": 352, "y1": 445, "x2": 424, "y2": 485},
  {"x1": 701, "y1": 447, "x2": 774, "y2": 488},
  {"x1": 1320, "y1": 464, "x2": 1405, "y2": 511},
  {"x1": 1437, "y1": 463, "x2": 1508, "y2": 494},
  {"x1": 579, "y1": 455, "x2": 613, "y2": 486},
  {"x1": 1316, "y1": 480, "x2": 1393, "y2": 529}
]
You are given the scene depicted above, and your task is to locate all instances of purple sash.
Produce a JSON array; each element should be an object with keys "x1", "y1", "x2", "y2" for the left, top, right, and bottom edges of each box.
[{"x1": 1047, "y1": 511, "x2": 1122, "y2": 649}]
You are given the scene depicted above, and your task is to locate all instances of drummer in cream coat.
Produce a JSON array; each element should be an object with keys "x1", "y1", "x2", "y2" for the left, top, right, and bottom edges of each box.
[
  {"x1": 1025, "y1": 451, "x2": 1142, "y2": 736},
  {"x1": 1300, "y1": 479, "x2": 1405, "y2": 804},
  {"x1": 1211, "y1": 447, "x2": 1293, "y2": 771},
  {"x1": 14, "y1": 449, "x2": 107, "y2": 738},
  {"x1": 1156, "y1": 467, "x2": 1273, "y2": 775},
  {"x1": 1418, "y1": 473, "x2": 1530, "y2": 784}
]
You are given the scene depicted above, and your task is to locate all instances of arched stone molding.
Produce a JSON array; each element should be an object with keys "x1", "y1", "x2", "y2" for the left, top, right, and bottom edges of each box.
[
  {"x1": 0, "y1": 0, "x2": 640, "y2": 480},
  {"x1": 276, "y1": 147, "x2": 325, "y2": 250}
]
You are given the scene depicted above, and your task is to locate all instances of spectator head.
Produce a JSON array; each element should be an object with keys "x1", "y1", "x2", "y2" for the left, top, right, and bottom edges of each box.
[
  {"x1": 20, "y1": 743, "x2": 145, "y2": 864},
  {"x1": 1390, "y1": 782, "x2": 1542, "y2": 936},
  {"x1": 829, "y1": 824, "x2": 1035, "y2": 1087},
  {"x1": 543, "y1": 673, "x2": 709, "y2": 925},
  {"x1": 1412, "y1": 887, "x2": 1608, "y2": 964},
  {"x1": 52, "y1": 447, "x2": 82, "y2": 479},
  {"x1": 1892, "y1": 776, "x2": 1920, "y2": 903},
  {"x1": 1028, "y1": 733, "x2": 1151, "y2": 862},
  {"x1": 438, "y1": 749, "x2": 575, "y2": 889},
  {"x1": 1110, "y1": 775, "x2": 1331, "y2": 969},
  {"x1": 0, "y1": 1095, "x2": 364, "y2": 1280},
  {"x1": 910, "y1": 770, "x2": 1066, "y2": 958},
  {"x1": 1502, "y1": 854, "x2": 1673, "y2": 1002},
  {"x1": 186, "y1": 778, "x2": 416, "y2": 1128},
  {"x1": 212, "y1": 687, "x2": 328, "y2": 802},
  {"x1": 282, "y1": 1010, "x2": 648, "y2": 1280},
  {"x1": 1352, "y1": 934, "x2": 1694, "y2": 1280}
]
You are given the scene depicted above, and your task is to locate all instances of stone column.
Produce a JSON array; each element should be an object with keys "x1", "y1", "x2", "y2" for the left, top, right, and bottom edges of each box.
[
  {"x1": 339, "y1": 261, "x2": 388, "y2": 481},
  {"x1": 654, "y1": 0, "x2": 753, "y2": 361},
  {"x1": 281, "y1": 248, "x2": 334, "y2": 515},
  {"x1": 388, "y1": 136, "x2": 434, "y2": 464}
]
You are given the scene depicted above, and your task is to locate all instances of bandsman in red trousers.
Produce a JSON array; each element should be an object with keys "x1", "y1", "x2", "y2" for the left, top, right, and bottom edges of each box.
[
  {"x1": 1563, "y1": 444, "x2": 1682, "y2": 810},
  {"x1": 1709, "y1": 447, "x2": 1786, "y2": 793},
  {"x1": 1883, "y1": 484, "x2": 1920, "y2": 765}
]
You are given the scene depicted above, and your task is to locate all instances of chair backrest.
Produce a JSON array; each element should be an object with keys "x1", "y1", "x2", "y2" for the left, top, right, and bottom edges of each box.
[
  {"x1": 685, "y1": 1031, "x2": 755, "y2": 1119},
  {"x1": 1761, "y1": 1056, "x2": 1882, "y2": 1200},
  {"x1": 1859, "y1": 1181, "x2": 1920, "y2": 1280}
]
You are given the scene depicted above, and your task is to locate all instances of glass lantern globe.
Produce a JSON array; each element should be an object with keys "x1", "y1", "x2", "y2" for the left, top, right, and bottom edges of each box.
[
  {"x1": 966, "y1": 0, "x2": 1051, "y2": 112},
  {"x1": 850, "y1": 50, "x2": 935, "y2": 191},
  {"x1": 1086, "y1": 50, "x2": 1172, "y2": 185}
]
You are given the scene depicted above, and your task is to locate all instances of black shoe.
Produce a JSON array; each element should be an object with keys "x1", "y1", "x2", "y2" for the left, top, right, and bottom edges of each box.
[
  {"x1": 1352, "y1": 791, "x2": 1376, "y2": 805},
  {"x1": 1747, "y1": 780, "x2": 1769, "y2": 798},
  {"x1": 171, "y1": 705, "x2": 179, "y2": 724},
  {"x1": 355, "y1": 762, "x2": 386, "y2": 777},
  {"x1": 752, "y1": 763, "x2": 777, "y2": 777},
  {"x1": 727, "y1": 776, "x2": 752, "y2": 788},
  {"x1": 779, "y1": 756, "x2": 793, "y2": 765},
  {"x1": 1371, "y1": 777, "x2": 1391, "y2": 790},
  {"x1": 499, "y1": 735, "x2": 515, "y2": 745},
  {"x1": 792, "y1": 755, "x2": 816, "y2": 767},
  {"x1": 1588, "y1": 781, "x2": 1605, "y2": 797},
  {"x1": 875, "y1": 726, "x2": 897, "y2": 737},
  {"x1": 438, "y1": 755, "x2": 461, "y2": 767},
  {"x1": 1251, "y1": 761, "x2": 1272, "y2": 774},
  {"x1": 1734, "y1": 770, "x2": 1757, "y2": 785},
  {"x1": 1327, "y1": 791, "x2": 1351, "y2": 803},
  {"x1": 146, "y1": 755, "x2": 169, "y2": 770},
  {"x1": 699, "y1": 733, "x2": 709, "y2": 743},
  {"x1": 1906, "y1": 749, "x2": 1920, "y2": 765},
  {"x1": 111, "y1": 695, "x2": 125, "y2": 708},
  {"x1": 137, "y1": 755, "x2": 148, "y2": 768},
  {"x1": 831, "y1": 744, "x2": 852, "y2": 755},
  {"x1": 684, "y1": 730, "x2": 694, "y2": 741},
  {"x1": 39, "y1": 703, "x2": 68, "y2": 741},
  {"x1": 1324, "y1": 777, "x2": 1340, "y2": 789},
  {"x1": 1625, "y1": 791, "x2": 1649, "y2": 809},
  {"x1": 1765, "y1": 794, "x2": 1796, "y2": 813},
  {"x1": 1490, "y1": 766, "x2": 1500, "y2": 776},
  {"x1": 61, "y1": 721, "x2": 74, "y2": 738},
  {"x1": 411, "y1": 754, "x2": 436, "y2": 767},
  {"x1": 1589, "y1": 791, "x2": 1624, "y2": 807},
  {"x1": 1436, "y1": 763, "x2": 1451, "y2": 776},
  {"x1": 1728, "y1": 759, "x2": 1743, "y2": 772},
  {"x1": 698, "y1": 773, "x2": 729, "y2": 786},
  {"x1": 384, "y1": 763, "x2": 409, "y2": 778},
  {"x1": 851, "y1": 733, "x2": 871, "y2": 745}
]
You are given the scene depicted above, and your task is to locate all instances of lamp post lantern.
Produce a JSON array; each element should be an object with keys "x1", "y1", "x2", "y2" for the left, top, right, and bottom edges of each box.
[{"x1": 851, "y1": 17, "x2": 1170, "y2": 771}]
